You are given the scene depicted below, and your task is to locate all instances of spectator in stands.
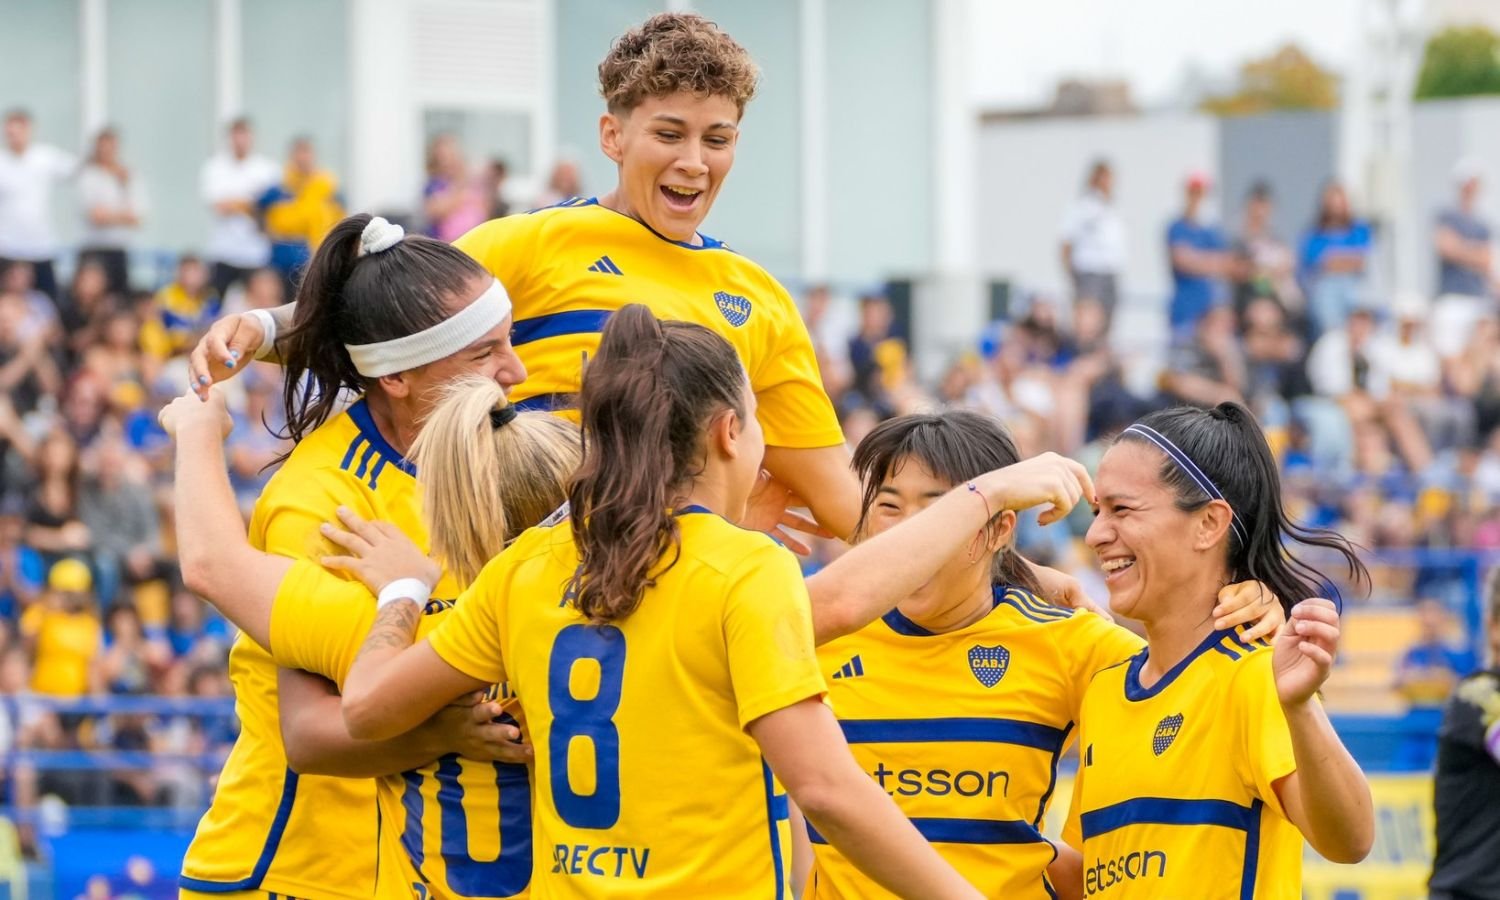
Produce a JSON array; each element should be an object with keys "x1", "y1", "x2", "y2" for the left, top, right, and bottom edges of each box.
[
  {"x1": 0, "y1": 493, "x2": 42, "y2": 625},
  {"x1": 1399, "y1": 598, "x2": 1480, "y2": 705},
  {"x1": 0, "y1": 108, "x2": 76, "y2": 300},
  {"x1": 1059, "y1": 158, "x2": 1126, "y2": 323},
  {"x1": 480, "y1": 157, "x2": 512, "y2": 219},
  {"x1": 226, "y1": 364, "x2": 288, "y2": 511},
  {"x1": 1428, "y1": 568, "x2": 1500, "y2": 899},
  {"x1": 1384, "y1": 293, "x2": 1474, "y2": 455},
  {"x1": 847, "y1": 289, "x2": 901, "y2": 415},
  {"x1": 1240, "y1": 295, "x2": 1309, "y2": 409},
  {"x1": 1232, "y1": 180, "x2": 1303, "y2": 330},
  {"x1": 19, "y1": 559, "x2": 102, "y2": 698},
  {"x1": 1299, "y1": 180, "x2": 1373, "y2": 338},
  {"x1": 21, "y1": 429, "x2": 90, "y2": 573},
  {"x1": 1432, "y1": 158, "x2": 1496, "y2": 361},
  {"x1": 257, "y1": 136, "x2": 343, "y2": 293},
  {"x1": 57, "y1": 261, "x2": 118, "y2": 367},
  {"x1": 76, "y1": 127, "x2": 145, "y2": 296},
  {"x1": 1447, "y1": 316, "x2": 1500, "y2": 444},
  {"x1": 1162, "y1": 302, "x2": 1246, "y2": 408},
  {"x1": 422, "y1": 133, "x2": 489, "y2": 242},
  {"x1": 78, "y1": 439, "x2": 161, "y2": 608},
  {"x1": 1166, "y1": 171, "x2": 1233, "y2": 338},
  {"x1": 140, "y1": 255, "x2": 220, "y2": 365},
  {"x1": 0, "y1": 274, "x2": 61, "y2": 423},
  {"x1": 1306, "y1": 305, "x2": 1433, "y2": 474},
  {"x1": 98, "y1": 603, "x2": 167, "y2": 696},
  {"x1": 534, "y1": 157, "x2": 583, "y2": 207},
  {"x1": 201, "y1": 118, "x2": 278, "y2": 298}
]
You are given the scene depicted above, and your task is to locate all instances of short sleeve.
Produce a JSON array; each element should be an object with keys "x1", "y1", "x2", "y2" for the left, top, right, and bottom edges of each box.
[
  {"x1": 268, "y1": 558, "x2": 374, "y2": 689},
  {"x1": 1166, "y1": 220, "x2": 1189, "y2": 248},
  {"x1": 1235, "y1": 652, "x2": 1298, "y2": 817},
  {"x1": 1061, "y1": 614, "x2": 1146, "y2": 726},
  {"x1": 748, "y1": 278, "x2": 843, "y2": 449},
  {"x1": 454, "y1": 214, "x2": 536, "y2": 301},
  {"x1": 427, "y1": 556, "x2": 509, "y2": 686},
  {"x1": 722, "y1": 542, "x2": 827, "y2": 730}
]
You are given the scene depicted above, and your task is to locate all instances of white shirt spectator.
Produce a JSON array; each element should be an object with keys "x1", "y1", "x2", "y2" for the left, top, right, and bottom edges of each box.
[
  {"x1": 0, "y1": 143, "x2": 76, "y2": 260},
  {"x1": 1059, "y1": 188, "x2": 1127, "y2": 275},
  {"x1": 200, "y1": 151, "x2": 278, "y2": 269},
  {"x1": 1306, "y1": 323, "x2": 1401, "y2": 400},
  {"x1": 78, "y1": 163, "x2": 147, "y2": 249}
]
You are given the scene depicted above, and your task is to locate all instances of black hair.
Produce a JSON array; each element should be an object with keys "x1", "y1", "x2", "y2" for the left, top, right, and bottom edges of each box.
[
  {"x1": 276, "y1": 213, "x2": 490, "y2": 450},
  {"x1": 852, "y1": 409, "x2": 1041, "y2": 595},
  {"x1": 1248, "y1": 179, "x2": 1273, "y2": 202},
  {"x1": 1117, "y1": 402, "x2": 1367, "y2": 614},
  {"x1": 4, "y1": 108, "x2": 31, "y2": 123}
]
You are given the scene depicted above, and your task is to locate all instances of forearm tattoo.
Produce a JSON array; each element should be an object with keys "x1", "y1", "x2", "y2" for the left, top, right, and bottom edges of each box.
[{"x1": 355, "y1": 600, "x2": 421, "y2": 662}]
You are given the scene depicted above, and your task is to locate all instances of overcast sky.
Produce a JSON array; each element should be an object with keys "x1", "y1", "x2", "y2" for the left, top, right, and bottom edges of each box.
[{"x1": 967, "y1": 0, "x2": 1364, "y2": 109}]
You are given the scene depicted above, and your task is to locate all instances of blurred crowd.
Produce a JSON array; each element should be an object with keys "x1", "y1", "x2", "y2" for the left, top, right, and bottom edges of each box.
[{"x1": 1, "y1": 103, "x2": 1497, "y2": 835}]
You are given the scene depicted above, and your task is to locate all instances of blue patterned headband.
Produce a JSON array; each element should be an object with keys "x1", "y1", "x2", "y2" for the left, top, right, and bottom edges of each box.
[{"x1": 1122, "y1": 423, "x2": 1249, "y2": 547}]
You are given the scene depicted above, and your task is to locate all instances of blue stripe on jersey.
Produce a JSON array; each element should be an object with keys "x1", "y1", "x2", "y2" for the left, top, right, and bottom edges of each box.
[
  {"x1": 839, "y1": 717, "x2": 1069, "y2": 753},
  {"x1": 808, "y1": 817, "x2": 1045, "y2": 846},
  {"x1": 513, "y1": 392, "x2": 575, "y2": 413},
  {"x1": 340, "y1": 436, "x2": 365, "y2": 473},
  {"x1": 1033, "y1": 721, "x2": 1075, "y2": 827},
  {"x1": 1080, "y1": 797, "x2": 1264, "y2": 900},
  {"x1": 880, "y1": 607, "x2": 936, "y2": 636},
  {"x1": 1211, "y1": 639, "x2": 1242, "y2": 662},
  {"x1": 1224, "y1": 629, "x2": 1257, "y2": 655},
  {"x1": 512, "y1": 309, "x2": 613, "y2": 345},
  {"x1": 761, "y1": 761, "x2": 787, "y2": 899},
  {"x1": 367, "y1": 455, "x2": 388, "y2": 490},
  {"x1": 178, "y1": 768, "x2": 300, "y2": 892},
  {"x1": 1078, "y1": 796, "x2": 1258, "y2": 839},
  {"x1": 998, "y1": 597, "x2": 1063, "y2": 625},
  {"x1": 346, "y1": 399, "x2": 415, "y2": 477},
  {"x1": 353, "y1": 442, "x2": 378, "y2": 481},
  {"x1": 401, "y1": 769, "x2": 426, "y2": 869},
  {"x1": 1008, "y1": 589, "x2": 1070, "y2": 620}
]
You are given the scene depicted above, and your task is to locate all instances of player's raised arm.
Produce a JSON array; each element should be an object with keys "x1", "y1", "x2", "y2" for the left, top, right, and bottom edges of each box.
[{"x1": 188, "y1": 302, "x2": 295, "y2": 398}]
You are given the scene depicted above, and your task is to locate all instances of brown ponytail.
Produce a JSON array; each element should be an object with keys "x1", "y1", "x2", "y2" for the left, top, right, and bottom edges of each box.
[
  {"x1": 410, "y1": 375, "x2": 581, "y2": 586},
  {"x1": 566, "y1": 304, "x2": 746, "y2": 622}
]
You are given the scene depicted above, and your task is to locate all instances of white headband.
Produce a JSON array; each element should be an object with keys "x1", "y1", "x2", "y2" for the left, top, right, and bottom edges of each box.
[{"x1": 345, "y1": 278, "x2": 513, "y2": 377}]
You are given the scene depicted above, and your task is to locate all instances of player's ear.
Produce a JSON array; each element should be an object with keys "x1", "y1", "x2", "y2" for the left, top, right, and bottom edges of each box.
[
  {"x1": 984, "y1": 509, "x2": 1017, "y2": 554},
  {"x1": 377, "y1": 371, "x2": 411, "y2": 401},
  {"x1": 599, "y1": 112, "x2": 624, "y2": 164},
  {"x1": 709, "y1": 408, "x2": 740, "y2": 461}
]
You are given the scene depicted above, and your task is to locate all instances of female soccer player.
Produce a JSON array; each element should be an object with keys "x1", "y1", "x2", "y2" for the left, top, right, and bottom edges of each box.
[
  {"x1": 174, "y1": 213, "x2": 528, "y2": 900},
  {"x1": 163, "y1": 375, "x2": 578, "y2": 900},
  {"x1": 1063, "y1": 403, "x2": 1374, "y2": 898},
  {"x1": 338, "y1": 306, "x2": 1050, "y2": 897},
  {"x1": 808, "y1": 410, "x2": 1284, "y2": 900}
]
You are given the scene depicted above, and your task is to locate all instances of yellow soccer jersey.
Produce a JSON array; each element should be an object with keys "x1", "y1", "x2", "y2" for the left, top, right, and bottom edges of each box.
[
  {"x1": 453, "y1": 201, "x2": 842, "y2": 450},
  {"x1": 428, "y1": 507, "x2": 827, "y2": 898},
  {"x1": 1064, "y1": 629, "x2": 1301, "y2": 900},
  {"x1": 809, "y1": 586, "x2": 1143, "y2": 900},
  {"x1": 180, "y1": 399, "x2": 457, "y2": 899},
  {"x1": 269, "y1": 575, "x2": 531, "y2": 900}
]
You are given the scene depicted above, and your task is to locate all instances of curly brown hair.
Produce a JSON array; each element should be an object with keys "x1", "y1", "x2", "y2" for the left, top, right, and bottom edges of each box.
[{"x1": 598, "y1": 13, "x2": 759, "y2": 115}]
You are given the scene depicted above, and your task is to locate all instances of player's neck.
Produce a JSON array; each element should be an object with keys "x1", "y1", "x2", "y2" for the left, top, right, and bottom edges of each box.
[
  {"x1": 1137, "y1": 576, "x2": 1221, "y2": 687},
  {"x1": 362, "y1": 392, "x2": 419, "y2": 458},
  {"x1": 899, "y1": 574, "x2": 992, "y2": 635}
]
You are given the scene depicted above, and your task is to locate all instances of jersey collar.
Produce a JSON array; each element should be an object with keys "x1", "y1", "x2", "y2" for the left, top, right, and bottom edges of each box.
[
  {"x1": 1122, "y1": 627, "x2": 1234, "y2": 702},
  {"x1": 346, "y1": 398, "x2": 415, "y2": 477}
]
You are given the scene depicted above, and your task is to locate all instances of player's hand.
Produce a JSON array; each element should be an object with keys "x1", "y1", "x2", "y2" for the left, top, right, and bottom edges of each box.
[
  {"x1": 1028, "y1": 562, "x2": 1113, "y2": 622},
  {"x1": 1273, "y1": 598, "x2": 1340, "y2": 707},
  {"x1": 432, "y1": 692, "x2": 533, "y2": 764},
  {"x1": 741, "y1": 469, "x2": 833, "y2": 556},
  {"x1": 320, "y1": 506, "x2": 442, "y2": 595},
  {"x1": 159, "y1": 388, "x2": 233, "y2": 439},
  {"x1": 1214, "y1": 581, "x2": 1285, "y2": 643},
  {"x1": 981, "y1": 452, "x2": 1096, "y2": 526},
  {"x1": 188, "y1": 312, "x2": 264, "y2": 399}
]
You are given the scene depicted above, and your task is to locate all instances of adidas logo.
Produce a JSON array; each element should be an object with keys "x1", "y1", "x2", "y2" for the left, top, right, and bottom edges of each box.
[
  {"x1": 831, "y1": 655, "x2": 865, "y2": 680},
  {"x1": 587, "y1": 255, "x2": 624, "y2": 275}
]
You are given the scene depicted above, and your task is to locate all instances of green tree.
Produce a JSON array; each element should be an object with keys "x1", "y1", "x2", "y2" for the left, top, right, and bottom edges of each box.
[
  {"x1": 1201, "y1": 44, "x2": 1339, "y2": 116},
  {"x1": 1415, "y1": 26, "x2": 1500, "y2": 100}
]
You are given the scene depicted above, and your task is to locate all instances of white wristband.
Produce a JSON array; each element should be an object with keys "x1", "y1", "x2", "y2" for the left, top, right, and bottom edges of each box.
[
  {"x1": 247, "y1": 308, "x2": 279, "y2": 360},
  {"x1": 377, "y1": 578, "x2": 431, "y2": 610}
]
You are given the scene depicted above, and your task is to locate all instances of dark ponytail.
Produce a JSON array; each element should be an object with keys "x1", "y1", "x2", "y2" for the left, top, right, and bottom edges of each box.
[
  {"x1": 567, "y1": 304, "x2": 746, "y2": 622},
  {"x1": 277, "y1": 213, "x2": 490, "y2": 448},
  {"x1": 1119, "y1": 402, "x2": 1368, "y2": 613},
  {"x1": 852, "y1": 410, "x2": 1041, "y2": 595}
]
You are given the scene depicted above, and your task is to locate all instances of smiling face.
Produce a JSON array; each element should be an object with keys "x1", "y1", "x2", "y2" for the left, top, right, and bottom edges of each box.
[
  {"x1": 599, "y1": 91, "x2": 739, "y2": 243},
  {"x1": 864, "y1": 457, "x2": 1008, "y2": 624},
  {"x1": 1086, "y1": 441, "x2": 1227, "y2": 622},
  {"x1": 387, "y1": 275, "x2": 528, "y2": 419}
]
